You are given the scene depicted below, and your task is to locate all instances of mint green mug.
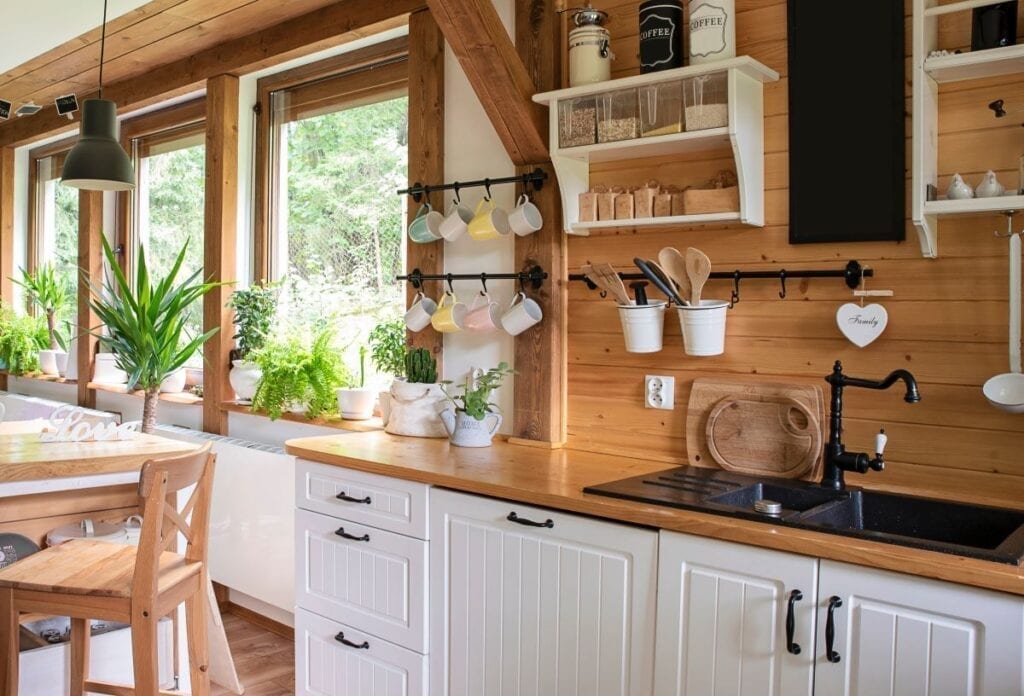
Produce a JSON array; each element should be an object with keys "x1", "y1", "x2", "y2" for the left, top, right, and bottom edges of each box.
[{"x1": 408, "y1": 203, "x2": 443, "y2": 244}]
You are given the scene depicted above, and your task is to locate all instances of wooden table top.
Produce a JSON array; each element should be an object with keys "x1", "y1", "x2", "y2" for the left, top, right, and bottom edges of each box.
[
  {"x1": 0, "y1": 420, "x2": 197, "y2": 483},
  {"x1": 286, "y1": 430, "x2": 1024, "y2": 597}
]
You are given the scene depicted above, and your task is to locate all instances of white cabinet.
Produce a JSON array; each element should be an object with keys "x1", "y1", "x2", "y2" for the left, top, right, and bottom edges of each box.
[
  {"x1": 429, "y1": 488, "x2": 658, "y2": 696},
  {"x1": 654, "y1": 531, "x2": 818, "y2": 696},
  {"x1": 815, "y1": 560, "x2": 1024, "y2": 696}
]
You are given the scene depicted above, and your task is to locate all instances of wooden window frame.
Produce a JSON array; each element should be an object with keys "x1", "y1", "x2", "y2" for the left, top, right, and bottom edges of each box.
[{"x1": 26, "y1": 136, "x2": 77, "y2": 276}]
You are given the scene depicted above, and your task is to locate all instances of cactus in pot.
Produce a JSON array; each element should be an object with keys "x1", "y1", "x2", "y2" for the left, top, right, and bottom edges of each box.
[
  {"x1": 386, "y1": 347, "x2": 447, "y2": 438},
  {"x1": 405, "y1": 347, "x2": 437, "y2": 384}
]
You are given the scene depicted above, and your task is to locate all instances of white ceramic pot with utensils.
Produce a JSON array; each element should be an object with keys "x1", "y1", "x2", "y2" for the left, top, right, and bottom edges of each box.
[
  {"x1": 502, "y1": 292, "x2": 543, "y2": 335},
  {"x1": 439, "y1": 199, "x2": 474, "y2": 242},
  {"x1": 619, "y1": 300, "x2": 667, "y2": 353},
  {"x1": 984, "y1": 231, "x2": 1024, "y2": 412},
  {"x1": 405, "y1": 291, "x2": 438, "y2": 332},
  {"x1": 677, "y1": 300, "x2": 730, "y2": 356},
  {"x1": 508, "y1": 194, "x2": 544, "y2": 236}
]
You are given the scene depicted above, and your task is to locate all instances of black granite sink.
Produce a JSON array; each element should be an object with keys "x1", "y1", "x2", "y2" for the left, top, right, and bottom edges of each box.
[{"x1": 707, "y1": 482, "x2": 845, "y2": 513}]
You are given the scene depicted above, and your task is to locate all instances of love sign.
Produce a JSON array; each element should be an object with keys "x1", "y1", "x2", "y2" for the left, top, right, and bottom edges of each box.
[
  {"x1": 40, "y1": 405, "x2": 140, "y2": 443},
  {"x1": 836, "y1": 303, "x2": 888, "y2": 348}
]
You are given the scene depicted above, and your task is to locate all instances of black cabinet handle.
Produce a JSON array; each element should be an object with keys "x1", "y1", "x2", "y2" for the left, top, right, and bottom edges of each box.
[
  {"x1": 825, "y1": 595, "x2": 843, "y2": 663},
  {"x1": 334, "y1": 631, "x2": 369, "y2": 650},
  {"x1": 334, "y1": 527, "x2": 370, "y2": 542},
  {"x1": 336, "y1": 491, "x2": 372, "y2": 504},
  {"x1": 506, "y1": 511, "x2": 554, "y2": 528},
  {"x1": 786, "y1": 589, "x2": 803, "y2": 655}
]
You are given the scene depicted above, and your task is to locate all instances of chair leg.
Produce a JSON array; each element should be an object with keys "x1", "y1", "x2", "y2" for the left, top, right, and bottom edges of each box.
[
  {"x1": 185, "y1": 584, "x2": 210, "y2": 696},
  {"x1": 70, "y1": 618, "x2": 90, "y2": 696},
  {"x1": 0, "y1": 588, "x2": 17, "y2": 696},
  {"x1": 130, "y1": 612, "x2": 160, "y2": 696}
]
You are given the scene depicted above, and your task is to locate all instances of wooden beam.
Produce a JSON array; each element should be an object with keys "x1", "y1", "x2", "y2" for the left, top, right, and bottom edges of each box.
[
  {"x1": 202, "y1": 75, "x2": 239, "y2": 435},
  {"x1": 426, "y1": 0, "x2": 549, "y2": 165},
  {"x1": 0, "y1": 147, "x2": 14, "y2": 305},
  {"x1": 0, "y1": 0, "x2": 423, "y2": 148},
  {"x1": 77, "y1": 191, "x2": 103, "y2": 409},
  {"x1": 406, "y1": 9, "x2": 445, "y2": 369}
]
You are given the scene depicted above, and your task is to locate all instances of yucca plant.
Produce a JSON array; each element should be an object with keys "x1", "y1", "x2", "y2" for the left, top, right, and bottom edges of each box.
[
  {"x1": 87, "y1": 237, "x2": 226, "y2": 433},
  {"x1": 14, "y1": 262, "x2": 71, "y2": 350}
]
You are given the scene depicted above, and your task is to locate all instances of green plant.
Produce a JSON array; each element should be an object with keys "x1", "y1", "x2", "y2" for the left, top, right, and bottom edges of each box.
[
  {"x1": 251, "y1": 328, "x2": 352, "y2": 420},
  {"x1": 13, "y1": 263, "x2": 71, "y2": 350},
  {"x1": 357, "y1": 345, "x2": 367, "y2": 388},
  {"x1": 405, "y1": 348, "x2": 437, "y2": 384},
  {"x1": 443, "y1": 362, "x2": 514, "y2": 420},
  {"x1": 87, "y1": 237, "x2": 225, "y2": 433},
  {"x1": 0, "y1": 305, "x2": 48, "y2": 375},
  {"x1": 368, "y1": 319, "x2": 405, "y2": 378},
  {"x1": 227, "y1": 282, "x2": 279, "y2": 360}
]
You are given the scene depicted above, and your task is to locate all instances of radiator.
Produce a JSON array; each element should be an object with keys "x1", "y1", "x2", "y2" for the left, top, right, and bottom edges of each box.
[{"x1": 155, "y1": 425, "x2": 295, "y2": 613}]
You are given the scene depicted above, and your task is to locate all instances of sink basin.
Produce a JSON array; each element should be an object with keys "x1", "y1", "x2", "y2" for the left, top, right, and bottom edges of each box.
[
  {"x1": 706, "y1": 482, "x2": 845, "y2": 513},
  {"x1": 799, "y1": 490, "x2": 1024, "y2": 563}
]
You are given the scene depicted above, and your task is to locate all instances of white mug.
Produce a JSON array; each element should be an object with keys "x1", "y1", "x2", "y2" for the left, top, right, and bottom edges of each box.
[
  {"x1": 501, "y1": 292, "x2": 543, "y2": 336},
  {"x1": 439, "y1": 200, "x2": 474, "y2": 242},
  {"x1": 405, "y1": 292, "x2": 438, "y2": 332},
  {"x1": 508, "y1": 194, "x2": 543, "y2": 236}
]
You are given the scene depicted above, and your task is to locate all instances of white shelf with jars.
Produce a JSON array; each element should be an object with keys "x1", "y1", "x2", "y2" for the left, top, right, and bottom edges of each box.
[{"x1": 532, "y1": 57, "x2": 779, "y2": 236}]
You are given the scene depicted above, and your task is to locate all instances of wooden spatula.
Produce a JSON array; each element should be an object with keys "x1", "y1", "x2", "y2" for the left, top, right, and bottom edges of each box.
[
  {"x1": 583, "y1": 262, "x2": 631, "y2": 305},
  {"x1": 658, "y1": 247, "x2": 692, "y2": 305},
  {"x1": 685, "y1": 247, "x2": 712, "y2": 306}
]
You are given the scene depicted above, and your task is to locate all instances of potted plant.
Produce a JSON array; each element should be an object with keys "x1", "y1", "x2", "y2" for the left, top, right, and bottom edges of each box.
[
  {"x1": 226, "y1": 282, "x2": 278, "y2": 402},
  {"x1": 336, "y1": 345, "x2": 377, "y2": 420},
  {"x1": 0, "y1": 305, "x2": 48, "y2": 376},
  {"x1": 368, "y1": 319, "x2": 405, "y2": 420},
  {"x1": 385, "y1": 347, "x2": 447, "y2": 438},
  {"x1": 13, "y1": 263, "x2": 70, "y2": 375},
  {"x1": 87, "y1": 237, "x2": 224, "y2": 433},
  {"x1": 251, "y1": 327, "x2": 351, "y2": 420},
  {"x1": 438, "y1": 362, "x2": 514, "y2": 447}
]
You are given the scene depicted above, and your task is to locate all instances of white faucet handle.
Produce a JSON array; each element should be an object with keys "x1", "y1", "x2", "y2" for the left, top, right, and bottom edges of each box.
[{"x1": 875, "y1": 428, "x2": 888, "y2": 456}]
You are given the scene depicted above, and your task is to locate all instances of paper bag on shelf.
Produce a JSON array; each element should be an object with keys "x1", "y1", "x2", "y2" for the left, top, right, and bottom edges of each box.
[
  {"x1": 615, "y1": 191, "x2": 635, "y2": 219},
  {"x1": 654, "y1": 192, "x2": 673, "y2": 217},
  {"x1": 634, "y1": 179, "x2": 660, "y2": 218},
  {"x1": 598, "y1": 185, "x2": 623, "y2": 221},
  {"x1": 579, "y1": 189, "x2": 599, "y2": 223}
]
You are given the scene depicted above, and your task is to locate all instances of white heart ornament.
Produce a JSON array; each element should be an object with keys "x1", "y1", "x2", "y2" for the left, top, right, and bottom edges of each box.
[{"x1": 836, "y1": 303, "x2": 888, "y2": 348}]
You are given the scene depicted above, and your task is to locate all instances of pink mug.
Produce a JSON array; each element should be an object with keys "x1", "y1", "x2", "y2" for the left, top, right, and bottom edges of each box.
[{"x1": 464, "y1": 292, "x2": 502, "y2": 332}]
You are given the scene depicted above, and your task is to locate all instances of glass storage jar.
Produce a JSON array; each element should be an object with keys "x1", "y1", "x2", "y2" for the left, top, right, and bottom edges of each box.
[
  {"x1": 639, "y1": 80, "x2": 683, "y2": 137},
  {"x1": 596, "y1": 88, "x2": 639, "y2": 143},
  {"x1": 683, "y1": 72, "x2": 728, "y2": 131},
  {"x1": 558, "y1": 97, "x2": 598, "y2": 148}
]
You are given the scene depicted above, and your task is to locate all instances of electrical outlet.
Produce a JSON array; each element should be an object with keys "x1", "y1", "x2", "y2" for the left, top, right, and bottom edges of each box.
[{"x1": 645, "y1": 375, "x2": 675, "y2": 410}]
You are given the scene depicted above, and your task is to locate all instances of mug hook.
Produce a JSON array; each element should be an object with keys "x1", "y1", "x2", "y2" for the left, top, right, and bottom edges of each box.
[
  {"x1": 446, "y1": 273, "x2": 455, "y2": 295},
  {"x1": 480, "y1": 273, "x2": 488, "y2": 295},
  {"x1": 484, "y1": 178, "x2": 492, "y2": 201},
  {"x1": 422, "y1": 185, "x2": 431, "y2": 207},
  {"x1": 778, "y1": 269, "x2": 787, "y2": 299},
  {"x1": 729, "y1": 270, "x2": 741, "y2": 309},
  {"x1": 453, "y1": 182, "x2": 461, "y2": 204}
]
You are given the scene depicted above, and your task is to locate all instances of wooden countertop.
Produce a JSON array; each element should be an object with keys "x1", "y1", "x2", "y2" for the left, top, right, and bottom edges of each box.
[
  {"x1": 0, "y1": 421, "x2": 197, "y2": 483},
  {"x1": 286, "y1": 430, "x2": 1024, "y2": 597}
]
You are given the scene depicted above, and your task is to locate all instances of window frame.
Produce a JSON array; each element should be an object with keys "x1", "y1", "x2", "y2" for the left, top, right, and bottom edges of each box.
[{"x1": 26, "y1": 136, "x2": 78, "y2": 276}]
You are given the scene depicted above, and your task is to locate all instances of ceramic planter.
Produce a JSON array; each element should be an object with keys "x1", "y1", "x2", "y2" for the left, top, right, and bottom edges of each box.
[
  {"x1": 38, "y1": 349, "x2": 63, "y2": 376},
  {"x1": 54, "y1": 351, "x2": 69, "y2": 377},
  {"x1": 229, "y1": 359, "x2": 262, "y2": 402},
  {"x1": 385, "y1": 380, "x2": 447, "y2": 438},
  {"x1": 93, "y1": 353, "x2": 128, "y2": 385},
  {"x1": 336, "y1": 387, "x2": 376, "y2": 420},
  {"x1": 160, "y1": 368, "x2": 187, "y2": 393},
  {"x1": 437, "y1": 401, "x2": 502, "y2": 447}
]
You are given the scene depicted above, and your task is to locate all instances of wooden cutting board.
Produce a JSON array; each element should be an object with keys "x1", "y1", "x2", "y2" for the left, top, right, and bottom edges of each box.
[{"x1": 686, "y1": 377, "x2": 826, "y2": 481}]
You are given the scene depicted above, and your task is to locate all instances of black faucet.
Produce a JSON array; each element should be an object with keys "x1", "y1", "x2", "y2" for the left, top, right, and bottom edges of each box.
[{"x1": 822, "y1": 360, "x2": 921, "y2": 490}]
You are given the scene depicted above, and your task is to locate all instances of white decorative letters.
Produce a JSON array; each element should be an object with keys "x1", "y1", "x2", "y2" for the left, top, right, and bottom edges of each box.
[{"x1": 40, "y1": 405, "x2": 140, "y2": 442}]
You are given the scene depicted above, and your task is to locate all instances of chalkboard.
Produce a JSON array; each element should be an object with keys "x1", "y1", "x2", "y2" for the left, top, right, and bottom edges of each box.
[{"x1": 787, "y1": 0, "x2": 905, "y2": 244}]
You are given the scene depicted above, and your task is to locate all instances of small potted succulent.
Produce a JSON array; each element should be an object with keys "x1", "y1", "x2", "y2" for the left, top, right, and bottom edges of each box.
[
  {"x1": 336, "y1": 346, "x2": 377, "y2": 420},
  {"x1": 438, "y1": 362, "x2": 514, "y2": 447},
  {"x1": 251, "y1": 327, "x2": 351, "y2": 420},
  {"x1": 385, "y1": 347, "x2": 447, "y2": 438},
  {"x1": 13, "y1": 263, "x2": 70, "y2": 376},
  {"x1": 227, "y1": 282, "x2": 278, "y2": 402}
]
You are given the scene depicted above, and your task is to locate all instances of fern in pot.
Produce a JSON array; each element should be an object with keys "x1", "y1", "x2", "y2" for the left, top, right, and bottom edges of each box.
[
  {"x1": 336, "y1": 346, "x2": 377, "y2": 420},
  {"x1": 0, "y1": 305, "x2": 49, "y2": 376},
  {"x1": 87, "y1": 238, "x2": 224, "y2": 433},
  {"x1": 13, "y1": 263, "x2": 71, "y2": 375},
  {"x1": 251, "y1": 327, "x2": 351, "y2": 420},
  {"x1": 438, "y1": 362, "x2": 514, "y2": 447},
  {"x1": 226, "y1": 282, "x2": 278, "y2": 402},
  {"x1": 385, "y1": 347, "x2": 447, "y2": 438}
]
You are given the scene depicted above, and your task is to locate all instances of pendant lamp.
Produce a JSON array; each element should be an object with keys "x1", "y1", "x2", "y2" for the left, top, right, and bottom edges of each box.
[{"x1": 61, "y1": 0, "x2": 135, "y2": 191}]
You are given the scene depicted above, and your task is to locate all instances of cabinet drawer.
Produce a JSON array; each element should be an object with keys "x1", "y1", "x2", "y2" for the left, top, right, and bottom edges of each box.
[
  {"x1": 296, "y1": 607, "x2": 427, "y2": 696},
  {"x1": 297, "y1": 508, "x2": 428, "y2": 653},
  {"x1": 297, "y1": 459, "x2": 429, "y2": 539}
]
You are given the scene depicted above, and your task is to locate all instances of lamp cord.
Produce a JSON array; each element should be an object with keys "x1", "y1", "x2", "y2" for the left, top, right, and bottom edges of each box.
[{"x1": 98, "y1": 0, "x2": 108, "y2": 98}]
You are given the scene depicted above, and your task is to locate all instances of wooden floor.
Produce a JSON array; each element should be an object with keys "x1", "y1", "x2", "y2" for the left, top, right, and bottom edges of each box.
[{"x1": 212, "y1": 613, "x2": 294, "y2": 696}]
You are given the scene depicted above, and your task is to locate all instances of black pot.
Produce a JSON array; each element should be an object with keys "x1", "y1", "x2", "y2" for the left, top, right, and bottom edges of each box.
[{"x1": 639, "y1": 0, "x2": 685, "y2": 73}]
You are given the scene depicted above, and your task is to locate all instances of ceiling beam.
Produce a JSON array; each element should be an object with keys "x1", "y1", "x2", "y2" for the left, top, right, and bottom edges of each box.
[
  {"x1": 426, "y1": 0, "x2": 549, "y2": 166},
  {"x1": 0, "y1": 0, "x2": 423, "y2": 148}
]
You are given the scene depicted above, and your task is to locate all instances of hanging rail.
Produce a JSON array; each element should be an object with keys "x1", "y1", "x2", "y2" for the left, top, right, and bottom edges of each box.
[
  {"x1": 570, "y1": 260, "x2": 872, "y2": 307},
  {"x1": 397, "y1": 266, "x2": 548, "y2": 292},
  {"x1": 397, "y1": 168, "x2": 548, "y2": 202}
]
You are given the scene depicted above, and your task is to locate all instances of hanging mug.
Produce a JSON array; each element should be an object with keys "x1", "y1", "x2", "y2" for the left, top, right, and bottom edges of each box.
[
  {"x1": 405, "y1": 291, "x2": 438, "y2": 332},
  {"x1": 431, "y1": 291, "x2": 468, "y2": 333},
  {"x1": 408, "y1": 203, "x2": 443, "y2": 243},
  {"x1": 508, "y1": 194, "x2": 543, "y2": 236},
  {"x1": 501, "y1": 292, "x2": 543, "y2": 336},
  {"x1": 464, "y1": 292, "x2": 503, "y2": 332},
  {"x1": 439, "y1": 199, "x2": 475, "y2": 242},
  {"x1": 468, "y1": 198, "x2": 510, "y2": 241}
]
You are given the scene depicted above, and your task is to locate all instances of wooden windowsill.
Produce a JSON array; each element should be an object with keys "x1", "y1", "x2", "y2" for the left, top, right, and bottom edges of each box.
[
  {"x1": 2, "y1": 371, "x2": 77, "y2": 386},
  {"x1": 220, "y1": 401, "x2": 384, "y2": 433},
  {"x1": 88, "y1": 382, "x2": 203, "y2": 405}
]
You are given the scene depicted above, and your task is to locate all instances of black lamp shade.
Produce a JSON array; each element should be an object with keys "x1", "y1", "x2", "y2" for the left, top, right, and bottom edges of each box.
[{"x1": 61, "y1": 99, "x2": 135, "y2": 191}]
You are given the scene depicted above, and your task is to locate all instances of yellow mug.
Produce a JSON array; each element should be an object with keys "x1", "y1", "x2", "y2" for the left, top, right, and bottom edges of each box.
[
  {"x1": 467, "y1": 198, "x2": 511, "y2": 241},
  {"x1": 430, "y1": 291, "x2": 467, "y2": 333}
]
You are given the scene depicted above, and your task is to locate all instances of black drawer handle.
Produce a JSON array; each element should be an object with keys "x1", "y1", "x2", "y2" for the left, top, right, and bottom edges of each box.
[
  {"x1": 786, "y1": 589, "x2": 803, "y2": 655},
  {"x1": 825, "y1": 595, "x2": 843, "y2": 663},
  {"x1": 334, "y1": 527, "x2": 370, "y2": 542},
  {"x1": 336, "y1": 491, "x2": 372, "y2": 504},
  {"x1": 507, "y1": 511, "x2": 554, "y2": 528},
  {"x1": 334, "y1": 631, "x2": 369, "y2": 650}
]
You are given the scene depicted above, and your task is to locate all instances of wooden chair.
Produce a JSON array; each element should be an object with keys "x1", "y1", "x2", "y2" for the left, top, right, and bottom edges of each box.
[{"x1": 0, "y1": 443, "x2": 216, "y2": 696}]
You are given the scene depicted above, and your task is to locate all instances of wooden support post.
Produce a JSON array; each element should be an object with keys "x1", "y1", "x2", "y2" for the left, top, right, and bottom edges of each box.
[
  {"x1": 406, "y1": 9, "x2": 445, "y2": 367},
  {"x1": 202, "y1": 74, "x2": 239, "y2": 435},
  {"x1": 0, "y1": 147, "x2": 13, "y2": 392},
  {"x1": 77, "y1": 191, "x2": 103, "y2": 409}
]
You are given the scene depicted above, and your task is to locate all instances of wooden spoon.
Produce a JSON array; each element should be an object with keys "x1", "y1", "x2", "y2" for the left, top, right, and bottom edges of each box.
[
  {"x1": 685, "y1": 247, "x2": 712, "y2": 306},
  {"x1": 657, "y1": 247, "x2": 692, "y2": 304},
  {"x1": 588, "y1": 262, "x2": 631, "y2": 305}
]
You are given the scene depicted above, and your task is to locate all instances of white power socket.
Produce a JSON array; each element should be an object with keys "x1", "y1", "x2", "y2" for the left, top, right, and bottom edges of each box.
[{"x1": 645, "y1": 375, "x2": 675, "y2": 410}]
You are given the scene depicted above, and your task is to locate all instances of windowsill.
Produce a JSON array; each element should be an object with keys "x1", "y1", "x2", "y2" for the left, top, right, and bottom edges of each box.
[
  {"x1": 89, "y1": 381, "x2": 204, "y2": 405},
  {"x1": 2, "y1": 371, "x2": 77, "y2": 386},
  {"x1": 220, "y1": 401, "x2": 384, "y2": 433}
]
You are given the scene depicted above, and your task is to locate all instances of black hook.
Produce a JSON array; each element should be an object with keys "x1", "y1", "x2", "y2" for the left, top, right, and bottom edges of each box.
[
  {"x1": 519, "y1": 272, "x2": 528, "y2": 294},
  {"x1": 446, "y1": 273, "x2": 454, "y2": 294},
  {"x1": 730, "y1": 270, "x2": 742, "y2": 309},
  {"x1": 480, "y1": 273, "x2": 488, "y2": 294},
  {"x1": 453, "y1": 182, "x2": 461, "y2": 204},
  {"x1": 484, "y1": 178, "x2": 492, "y2": 200},
  {"x1": 779, "y1": 269, "x2": 787, "y2": 299},
  {"x1": 422, "y1": 185, "x2": 431, "y2": 207}
]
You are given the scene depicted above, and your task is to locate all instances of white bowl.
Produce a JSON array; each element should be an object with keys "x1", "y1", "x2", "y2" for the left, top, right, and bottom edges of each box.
[{"x1": 982, "y1": 373, "x2": 1024, "y2": 414}]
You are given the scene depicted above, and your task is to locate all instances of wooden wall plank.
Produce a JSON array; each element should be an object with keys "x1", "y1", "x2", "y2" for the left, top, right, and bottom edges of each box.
[
  {"x1": 77, "y1": 191, "x2": 103, "y2": 409},
  {"x1": 0, "y1": 147, "x2": 13, "y2": 306}
]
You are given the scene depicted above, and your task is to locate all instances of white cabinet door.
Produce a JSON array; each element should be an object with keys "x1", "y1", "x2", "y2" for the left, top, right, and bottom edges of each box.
[
  {"x1": 430, "y1": 488, "x2": 657, "y2": 696},
  {"x1": 815, "y1": 560, "x2": 1024, "y2": 696},
  {"x1": 654, "y1": 531, "x2": 818, "y2": 696}
]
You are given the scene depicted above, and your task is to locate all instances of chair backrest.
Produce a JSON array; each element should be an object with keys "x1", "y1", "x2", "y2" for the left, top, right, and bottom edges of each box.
[{"x1": 133, "y1": 443, "x2": 216, "y2": 600}]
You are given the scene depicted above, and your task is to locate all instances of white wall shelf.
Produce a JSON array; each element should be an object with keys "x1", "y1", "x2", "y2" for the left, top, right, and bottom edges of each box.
[
  {"x1": 533, "y1": 57, "x2": 779, "y2": 236},
  {"x1": 923, "y1": 194, "x2": 1024, "y2": 216},
  {"x1": 924, "y1": 43, "x2": 1024, "y2": 83}
]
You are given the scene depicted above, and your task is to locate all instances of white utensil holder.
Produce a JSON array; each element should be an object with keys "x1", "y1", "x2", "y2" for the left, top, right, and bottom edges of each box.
[
  {"x1": 618, "y1": 300, "x2": 667, "y2": 353},
  {"x1": 677, "y1": 300, "x2": 729, "y2": 356}
]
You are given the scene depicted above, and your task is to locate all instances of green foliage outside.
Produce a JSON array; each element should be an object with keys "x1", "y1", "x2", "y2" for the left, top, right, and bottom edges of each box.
[
  {"x1": 443, "y1": 362, "x2": 515, "y2": 420},
  {"x1": 368, "y1": 319, "x2": 406, "y2": 378}
]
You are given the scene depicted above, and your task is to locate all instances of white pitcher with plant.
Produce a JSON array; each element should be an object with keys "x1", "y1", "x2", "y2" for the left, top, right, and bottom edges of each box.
[{"x1": 437, "y1": 363, "x2": 514, "y2": 447}]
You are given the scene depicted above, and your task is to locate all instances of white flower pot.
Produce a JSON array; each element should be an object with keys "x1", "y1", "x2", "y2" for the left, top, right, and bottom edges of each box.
[
  {"x1": 228, "y1": 360, "x2": 262, "y2": 402},
  {"x1": 385, "y1": 380, "x2": 447, "y2": 438},
  {"x1": 93, "y1": 353, "x2": 128, "y2": 385},
  {"x1": 38, "y1": 349, "x2": 60, "y2": 376},
  {"x1": 336, "y1": 387, "x2": 376, "y2": 420},
  {"x1": 437, "y1": 402, "x2": 502, "y2": 447},
  {"x1": 54, "y1": 350, "x2": 69, "y2": 377},
  {"x1": 160, "y1": 368, "x2": 187, "y2": 394}
]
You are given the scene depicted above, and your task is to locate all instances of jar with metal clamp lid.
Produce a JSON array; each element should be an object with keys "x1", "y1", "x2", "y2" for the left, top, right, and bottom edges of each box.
[{"x1": 565, "y1": 3, "x2": 615, "y2": 86}]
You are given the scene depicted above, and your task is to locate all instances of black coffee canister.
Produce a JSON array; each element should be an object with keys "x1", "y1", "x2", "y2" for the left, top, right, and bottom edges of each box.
[
  {"x1": 972, "y1": 1, "x2": 1018, "y2": 50},
  {"x1": 639, "y1": 0, "x2": 685, "y2": 73}
]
